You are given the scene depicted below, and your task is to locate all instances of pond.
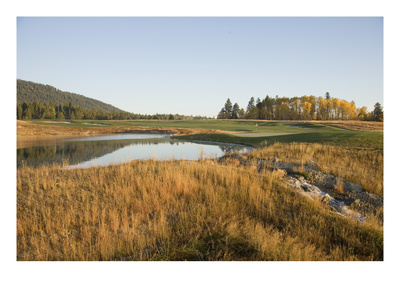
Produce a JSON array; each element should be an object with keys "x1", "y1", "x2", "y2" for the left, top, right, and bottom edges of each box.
[{"x1": 17, "y1": 133, "x2": 253, "y2": 169}]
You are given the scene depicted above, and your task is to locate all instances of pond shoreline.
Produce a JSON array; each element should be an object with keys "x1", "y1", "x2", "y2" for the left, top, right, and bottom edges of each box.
[
  {"x1": 17, "y1": 132, "x2": 253, "y2": 169},
  {"x1": 174, "y1": 137, "x2": 255, "y2": 150},
  {"x1": 16, "y1": 120, "x2": 228, "y2": 138}
]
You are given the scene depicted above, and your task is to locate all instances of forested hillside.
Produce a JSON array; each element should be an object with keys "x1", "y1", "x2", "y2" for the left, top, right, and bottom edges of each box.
[
  {"x1": 17, "y1": 79, "x2": 124, "y2": 113},
  {"x1": 17, "y1": 79, "x2": 210, "y2": 120}
]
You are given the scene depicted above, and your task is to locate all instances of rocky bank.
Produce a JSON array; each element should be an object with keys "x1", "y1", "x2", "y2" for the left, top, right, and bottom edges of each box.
[{"x1": 220, "y1": 153, "x2": 383, "y2": 222}]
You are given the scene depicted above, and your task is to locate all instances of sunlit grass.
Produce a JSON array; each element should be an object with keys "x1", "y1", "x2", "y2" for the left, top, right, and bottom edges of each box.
[
  {"x1": 17, "y1": 158, "x2": 383, "y2": 261},
  {"x1": 248, "y1": 142, "x2": 383, "y2": 196}
]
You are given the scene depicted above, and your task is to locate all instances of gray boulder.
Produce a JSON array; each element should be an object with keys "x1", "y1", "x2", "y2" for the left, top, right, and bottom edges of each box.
[{"x1": 343, "y1": 180, "x2": 363, "y2": 193}]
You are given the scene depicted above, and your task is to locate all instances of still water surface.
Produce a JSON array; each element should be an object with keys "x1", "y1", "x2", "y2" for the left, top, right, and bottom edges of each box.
[{"x1": 17, "y1": 133, "x2": 253, "y2": 169}]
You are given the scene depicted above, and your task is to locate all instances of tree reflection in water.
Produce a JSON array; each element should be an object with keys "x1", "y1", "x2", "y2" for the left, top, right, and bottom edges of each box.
[{"x1": 17, "y1": 135, "x2": 252, "y2": 168}]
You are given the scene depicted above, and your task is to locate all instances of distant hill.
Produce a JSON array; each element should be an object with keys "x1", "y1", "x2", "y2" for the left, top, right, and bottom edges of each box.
[{"x1": 17, "y1": 79, "x2": 125, "y2": 113}]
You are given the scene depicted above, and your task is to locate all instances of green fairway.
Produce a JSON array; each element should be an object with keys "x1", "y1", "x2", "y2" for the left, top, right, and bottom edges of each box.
[
  {"x1": 29, "y1": 119, "x2": 383, "y2": 150},
  {"x1": 174, "y1": 130, "x2": 383, "y2": 150},
  {"x1": 31, "y1": 119, "x2": 327, "y2": 133}
]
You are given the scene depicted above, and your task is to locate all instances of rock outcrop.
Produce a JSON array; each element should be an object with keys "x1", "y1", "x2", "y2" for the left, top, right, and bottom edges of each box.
[
  {"x1": 286, "y1": 176, "x2": 364, "y2": 221},
  {"x1": 219, "y1": 153, "x2": 383, "y2": 222}
]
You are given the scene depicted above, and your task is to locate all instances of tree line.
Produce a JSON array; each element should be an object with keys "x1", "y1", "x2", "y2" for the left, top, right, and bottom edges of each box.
[
  {"x1": 17, "y1": 101, "x2": 132, "y2": 120},
  {"x1": 17, "y1": 100, "x2": 210, "y2": 121},
  {"x1": 217, "y1": 93, "x2": 383, "y2": 121},
  {"x1": 17, "y1": 79, "x2": 211, "y2": 121}
]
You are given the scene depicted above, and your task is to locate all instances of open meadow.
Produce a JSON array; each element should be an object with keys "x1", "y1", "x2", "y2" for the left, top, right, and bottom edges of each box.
[{"x1": 17, "y1": 119, "x2": 383, "y2": 261}]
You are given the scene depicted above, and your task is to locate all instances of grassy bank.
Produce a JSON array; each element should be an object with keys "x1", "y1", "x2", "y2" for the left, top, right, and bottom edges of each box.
[
  {"x1": 248, "y1": 142, "x2": 383, "y2": 196},
  {"x1": 17, "y1": 159, "x2": 383, "y2": 261}
]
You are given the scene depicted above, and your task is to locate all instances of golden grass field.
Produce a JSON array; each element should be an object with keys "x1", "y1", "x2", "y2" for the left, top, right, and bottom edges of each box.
[
  {"x1": 17, "y1": 160, "x2": 383, "y2": 261},
  {"x1": 17, "y1": 155, "x2": 383, "y2": 261},
  {"x1": 16, "y1": 120, "x2": 383, "y2": 261}
]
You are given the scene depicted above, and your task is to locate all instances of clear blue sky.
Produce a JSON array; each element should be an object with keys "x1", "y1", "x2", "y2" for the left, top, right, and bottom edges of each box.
[{"x1": 17, "y1": 17, "x2": 383, "y2": 117}]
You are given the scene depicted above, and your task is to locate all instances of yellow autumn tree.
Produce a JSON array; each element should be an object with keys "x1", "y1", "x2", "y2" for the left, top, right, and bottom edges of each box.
[
  {"x1": 290, "y1": 98, "x2": 301, "y2": 120},
  {"x1": 317, "y1": 97, "x2": 328, "y2": 120},
  {"x1": 349, "y1": 101, "x2": 357, "y2": 120},
  {"x1": 357, "y1": 106, "x2": 369, "y2": 120},
  {"x1": 301, "y1": 101, "x2": 312, "y2": 120}
]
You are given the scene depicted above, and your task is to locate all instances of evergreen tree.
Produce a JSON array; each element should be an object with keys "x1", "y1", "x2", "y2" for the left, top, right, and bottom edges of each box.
[
  {"x1": 22, "y1": 102, "x2": 32, "y2": 119},
  {"x1": 17, "y1": 104, "x2": 23, "y2": 119},
  {"x1": 44, "y1": 104, "x2": 56, "y2": 119},
  {"x1": 256, "y1": 98, "x2": 263, "y2": 119},
  {"x1": 373, "y1": 102, "x2": 383, "y2": 121},
  {"x1": 224, "y1": 98, "x2": 233, "y2": 118},
  {"x1": 246, "y1": 97, "x2": 255, "y2": 115},
  {"x1": 232, "y1": 103, "x2": 240, "y2": 119},
  {"x1": 217, "y1": 108, "x2": 226, "y2": 119},
  {"x1": 57, "y1": 110, "x2": 65, "y2": 120},
  {"x1": 325, "y1": 92, "x2": 330, "y2": 100},
  {"x1": 218, "y1": 98, "x2": 233, "y2": 119},
  {"x1": 238, "y1": 108, "x2": 246, "y2": 119}
]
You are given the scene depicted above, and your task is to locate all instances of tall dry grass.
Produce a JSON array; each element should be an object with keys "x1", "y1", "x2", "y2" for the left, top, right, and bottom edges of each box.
[
  {"x1": 17, "y1": 158, "x2": 382, "y2": 261},
  {"x1": 248, "y1": 142, "x2": 383, "y2": 196}
]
